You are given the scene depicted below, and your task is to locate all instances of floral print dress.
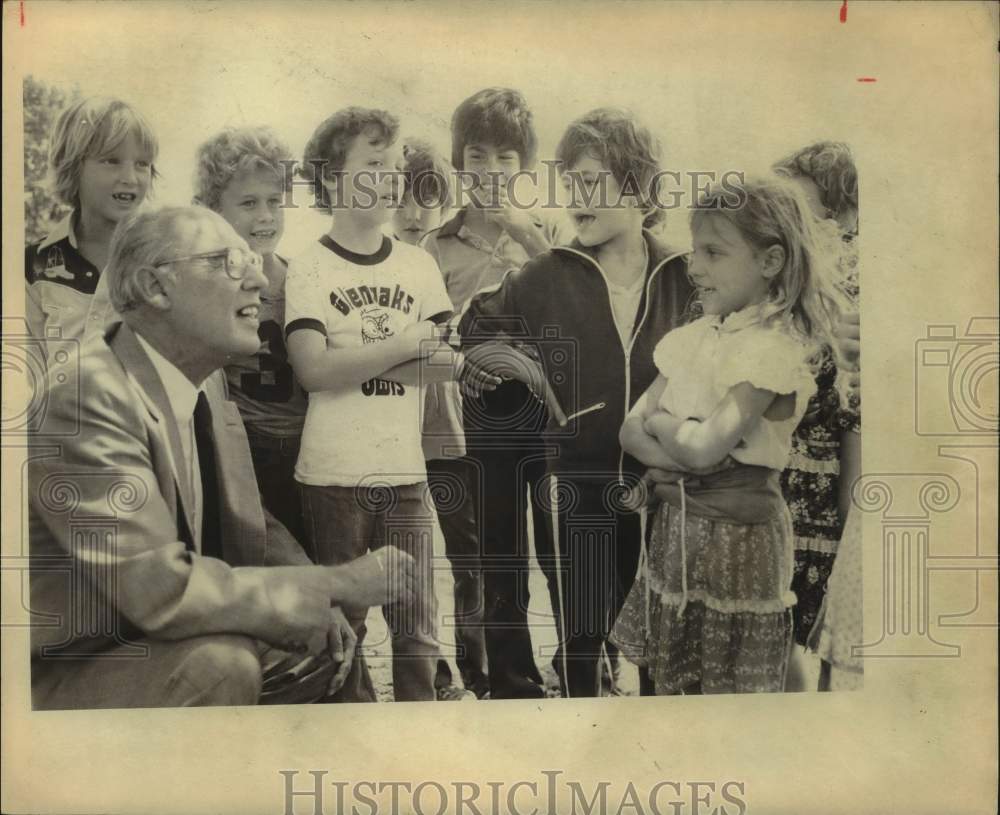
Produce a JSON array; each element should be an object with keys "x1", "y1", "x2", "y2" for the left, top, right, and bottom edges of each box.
[
  {"x1": 781, "y1": 230, "x2": 860, "y2": 645},
  {"x1": 611, "y1": 307, "x2": 817, "y2": 694},
  {"x1": 780, "y1": 348, "x2": 860, "y2": 645}
]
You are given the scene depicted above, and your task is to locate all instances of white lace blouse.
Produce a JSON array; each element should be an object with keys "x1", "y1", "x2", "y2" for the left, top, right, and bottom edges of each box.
[{"x1": 652, "y1": 306, "x2": 818, "y2": 471}]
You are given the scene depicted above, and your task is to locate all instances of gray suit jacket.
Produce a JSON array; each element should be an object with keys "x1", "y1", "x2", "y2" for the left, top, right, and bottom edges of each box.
[{"x1": 28, "y1": 321, "x2": 317, "y2": 658}]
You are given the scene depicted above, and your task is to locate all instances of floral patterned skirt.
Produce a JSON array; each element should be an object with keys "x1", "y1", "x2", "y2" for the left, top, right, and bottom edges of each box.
[{"x1": 610, "y1": 501, "x2": 796, "y2": 694}]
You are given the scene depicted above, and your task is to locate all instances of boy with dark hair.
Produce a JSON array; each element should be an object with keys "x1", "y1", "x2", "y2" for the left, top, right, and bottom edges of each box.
[
  {"x1": 422, "y1": 87, "x2": 572, "y2": 699},
  {"x1": 393, "y1": 138, "x2": 453, "y2": 245},
  {"x1": 459, "y1": 108, "x2": 697, "y2": 698}
]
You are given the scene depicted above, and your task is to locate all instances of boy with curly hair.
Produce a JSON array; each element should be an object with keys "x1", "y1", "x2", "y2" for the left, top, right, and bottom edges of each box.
[{"x1": 192, "y1": 125, "x2": 310, "y2": 547}]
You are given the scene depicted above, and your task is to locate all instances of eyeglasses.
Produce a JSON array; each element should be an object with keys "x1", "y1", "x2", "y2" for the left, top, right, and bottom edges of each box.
[{"x1": 155, "y1": 247, "x2": 263, "y2": 280}]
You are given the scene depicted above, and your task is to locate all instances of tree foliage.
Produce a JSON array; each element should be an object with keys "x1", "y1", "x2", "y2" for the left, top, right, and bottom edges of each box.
[{"x1": 23, "y1": 75, "x2": 79, "y2": 245}]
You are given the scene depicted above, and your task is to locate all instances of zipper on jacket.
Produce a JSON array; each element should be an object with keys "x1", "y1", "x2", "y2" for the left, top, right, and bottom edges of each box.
[
  {"x1": 619, "y1": 249, "x2": 689, "y2": 482},
  {"x1": 554, "y1": 245, "x2": 688, "y2": 484}
]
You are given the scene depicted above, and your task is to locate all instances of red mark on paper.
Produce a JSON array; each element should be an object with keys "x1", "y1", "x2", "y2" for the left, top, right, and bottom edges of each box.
[
  {"x1": 20, "y1": 1, "x2": 25, "y2": 26},
  {"x1": 840, "y1": 0, "x2": 847, "y2": 22},
  {"x1": 857, "y1": 77, "x2": 877, "y2": 83}
]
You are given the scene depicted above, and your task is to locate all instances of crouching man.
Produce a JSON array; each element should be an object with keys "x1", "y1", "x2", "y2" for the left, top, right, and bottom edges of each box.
[{"x1": 28, "y1": 205, "x2": 418, "y2": 709}]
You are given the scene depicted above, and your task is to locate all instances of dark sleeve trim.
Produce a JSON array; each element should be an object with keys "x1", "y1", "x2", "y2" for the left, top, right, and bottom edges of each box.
[{"x1": 285, "y1": 318, "x2": 327, "y2": 339}]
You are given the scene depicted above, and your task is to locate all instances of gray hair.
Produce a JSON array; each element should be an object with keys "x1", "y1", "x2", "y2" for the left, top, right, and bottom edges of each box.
[{"x1": 107, "y1": 205, "x2": 223, "y2": 312}]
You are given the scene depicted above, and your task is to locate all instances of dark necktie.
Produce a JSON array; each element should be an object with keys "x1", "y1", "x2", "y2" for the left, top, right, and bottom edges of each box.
[{"x1": 193, "y1": 391, "x2": 223, "y2": 560}]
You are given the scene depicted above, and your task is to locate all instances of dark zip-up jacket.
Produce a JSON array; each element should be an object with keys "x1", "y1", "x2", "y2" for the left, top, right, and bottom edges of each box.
[{"x1": 459, "y1": 231, "x2": 698, "y2": 479}]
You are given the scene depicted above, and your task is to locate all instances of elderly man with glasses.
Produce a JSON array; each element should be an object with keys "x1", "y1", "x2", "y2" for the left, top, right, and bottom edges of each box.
[{"x1": 27, "y1": 205, "x2": 417, "y2": 709}]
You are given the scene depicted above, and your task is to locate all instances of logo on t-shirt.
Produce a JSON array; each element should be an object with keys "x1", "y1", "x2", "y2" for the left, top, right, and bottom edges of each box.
[
  {"x1": 358, "y1": 306, "x2": 405, "y2": 397},
  {"x1": 330, "y1": 284, "x2": 415, "y2": 317},
  {"x1": 361, "y1": 309, "x2": 393, "y2": 344},
  {"x1": 361, "y1": 378, "x2": 405, "y2": 397}
]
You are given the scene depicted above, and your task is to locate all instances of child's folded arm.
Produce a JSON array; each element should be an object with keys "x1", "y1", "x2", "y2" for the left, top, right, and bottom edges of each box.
[
  {"x1": 621, "y1": 415, "x2": 687, "y2": 470},
  {"x1": 644, "y1": 381, "x2": 777, "y2": 471},
  {"x1": 619, "y1": 375, "x2": 687, "y2": 470},
  {"x1": 380, "y1": 352, "x2": 457, "y2": 386},
  {"x1": 286, "y1": 322, "x2": 442, "y2": 392}
]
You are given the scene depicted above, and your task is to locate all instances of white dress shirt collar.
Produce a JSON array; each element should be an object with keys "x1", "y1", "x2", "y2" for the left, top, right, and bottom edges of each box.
[{"x1": 134, "y1": 333, "x2": 201, "y2": 421}]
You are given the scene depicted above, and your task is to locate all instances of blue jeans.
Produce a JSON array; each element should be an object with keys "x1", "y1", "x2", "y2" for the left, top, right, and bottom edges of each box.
[{"x1": 301, "y1": 482, "x2": 438, "y2": 702}]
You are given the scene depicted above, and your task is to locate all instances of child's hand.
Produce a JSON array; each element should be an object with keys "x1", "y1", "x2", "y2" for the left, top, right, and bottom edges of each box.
[
  {"x1": 481, "y1": 183, "x2": 542, "y2": 245},
  {"x1": 835, "y1": 311, "x2": 860, "y2": 370},
  {"x1": 834, "y1": 311, "x2": 860, "y2": 398},
  {"x1": 463, "y1": 341, "x2": 567, "y2": 426},
  {"x1": 455, "y1": 352, "x2": 502, "y2": 397}
]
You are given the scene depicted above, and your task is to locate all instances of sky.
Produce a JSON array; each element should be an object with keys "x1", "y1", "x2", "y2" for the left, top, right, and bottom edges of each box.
[{"x1": 12, "y1": 1, "x2": 878, "y2": 254}]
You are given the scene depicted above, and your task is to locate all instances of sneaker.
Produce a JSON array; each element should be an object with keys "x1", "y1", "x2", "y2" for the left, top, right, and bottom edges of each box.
[
  {"x1": 462, "y1": 672, "x2": 490, "y2": 700},
  {"x1": 436, "y1": 685, "x2": 477, "y2": 702}
]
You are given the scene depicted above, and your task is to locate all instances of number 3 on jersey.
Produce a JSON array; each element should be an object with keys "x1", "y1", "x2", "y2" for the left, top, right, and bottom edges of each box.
[{"x1": 240, "y1": 319, "x2": 294, "y2": 402}]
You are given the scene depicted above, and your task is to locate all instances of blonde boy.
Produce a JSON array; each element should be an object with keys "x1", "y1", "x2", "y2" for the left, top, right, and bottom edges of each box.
[
  {"x1": 26, "y1": 96, "x2": 158, "y2": 350},
  {"x1": 193, "y1": 126, "x2": 310, "y2": 548}
]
